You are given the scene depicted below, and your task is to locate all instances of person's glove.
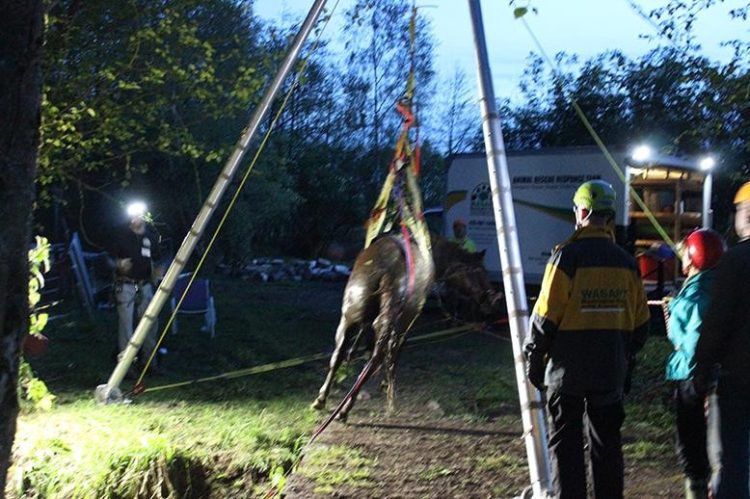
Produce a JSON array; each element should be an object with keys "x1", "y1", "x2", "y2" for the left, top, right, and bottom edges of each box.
[{"x1": 526, "y1": 353, "x2": 546, "y2": 391}]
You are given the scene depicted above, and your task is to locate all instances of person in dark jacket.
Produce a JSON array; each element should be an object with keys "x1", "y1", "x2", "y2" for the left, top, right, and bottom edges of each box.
[
  {"x1": 109, "y1": 201, "x2": 163, "y2": 368},
  {"x1": 524, "y1": 180, "x2": 650, "y2": 499},
  {"x1": 665, "y1": 229, "x2": 724, "y2": 499},
  {"x1": 695, "y1": 180, "x2": 750, "y2": 499}
]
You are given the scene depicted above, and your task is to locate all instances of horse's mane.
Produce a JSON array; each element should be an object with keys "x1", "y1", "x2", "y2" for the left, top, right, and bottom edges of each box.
[{"x1": 429, "y1": 232, "x2": 486, "y2": 280}]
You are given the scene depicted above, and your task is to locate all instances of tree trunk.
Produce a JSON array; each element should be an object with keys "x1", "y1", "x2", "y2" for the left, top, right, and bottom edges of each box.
[{"x1": 0, "y1": 0, "x2": 44, "y2": 492}]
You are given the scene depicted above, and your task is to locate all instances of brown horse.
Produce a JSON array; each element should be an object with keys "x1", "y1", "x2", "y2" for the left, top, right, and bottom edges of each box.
[{"x1": 312, "y1": 233, "x2": 502, "y2": 421}]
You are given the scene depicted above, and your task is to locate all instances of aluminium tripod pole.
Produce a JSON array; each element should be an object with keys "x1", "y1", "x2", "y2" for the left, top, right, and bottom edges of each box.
[
  {"x1": 96, "y1": 0, "x2": 329, "y2": 404},
  {"x1": 467, "y1": 1, "x2": 553, "y2": 497}
]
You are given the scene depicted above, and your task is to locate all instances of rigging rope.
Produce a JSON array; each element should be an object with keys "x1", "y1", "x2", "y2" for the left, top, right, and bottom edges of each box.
[
  {"x1": 518, "y1": 16, "x2": 679, "y2": 252},
  {"x1": 131, "y1": 321, "x2": 481, "y2": 395}
]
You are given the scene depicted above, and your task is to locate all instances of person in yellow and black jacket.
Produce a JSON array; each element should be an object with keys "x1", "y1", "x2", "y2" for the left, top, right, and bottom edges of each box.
[{"x1": 524, "y1": 180, "x2": 650, "y2": 499}]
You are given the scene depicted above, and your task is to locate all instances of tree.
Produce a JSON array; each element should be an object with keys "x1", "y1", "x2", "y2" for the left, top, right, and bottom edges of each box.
[
  {"x1": 41, "y1": 0, "x2": 269, "y2": 187},
  {"x1": 435, "y1": 67, "x2": 476, "y2": 155},
  {"x1": 341, "y1": 0, "x2": 436, "y2": 179},
  {"x1": 0, "y1": 0, "x2": 44, "y2": 489},
  {"x1": 39, "y1": 0, "x2": 310, "y2": 259}
]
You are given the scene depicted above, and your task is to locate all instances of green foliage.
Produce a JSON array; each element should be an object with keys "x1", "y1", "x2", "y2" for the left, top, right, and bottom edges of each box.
[
  {"x1": 36, "y1": 0, "x2": 749, "y2": 263},
  {"x1": 501, "y1": 45, "x2": 749, "y2": 213},
  {"x1": 21, "y1": 236, "x2": 55, "y2": 412},
  {"x1": 27, "y1": 236, "x2": 50, "y2": 320},
  {"x1": 18, "y1": 361, "x2": 55, "y2": 412},
  {"x1": 41, "y1": 0, "x2": 268, "y2": 189}
]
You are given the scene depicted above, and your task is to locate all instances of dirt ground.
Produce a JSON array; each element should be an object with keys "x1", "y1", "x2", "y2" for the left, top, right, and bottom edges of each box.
[
  {"x1": 283, "y1": 331, "x2": 682, "y2": 497},
  {"x1": 284, "y1": 397, "x2": 530, "y2": 498},
  {"x1": 284, "y1": 376, "x2": 682, "y2": 498}
]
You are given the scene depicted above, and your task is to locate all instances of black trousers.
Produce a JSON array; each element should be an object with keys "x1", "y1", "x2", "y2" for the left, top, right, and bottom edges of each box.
[
  {"x1": 547, "y1": 390, "x2": 625, "y2": 499},
  {"x1": 674, "y1": 381, "x2": 710, "y2": 481}
]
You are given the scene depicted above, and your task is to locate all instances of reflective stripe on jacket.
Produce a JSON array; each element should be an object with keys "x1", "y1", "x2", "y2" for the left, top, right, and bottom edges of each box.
[
  {"x1": 665, "y1": 269, "x2": 715, "y2": 381},
  {"x1": 525, "y1": 225, "x2": 651, "y2": 394}
]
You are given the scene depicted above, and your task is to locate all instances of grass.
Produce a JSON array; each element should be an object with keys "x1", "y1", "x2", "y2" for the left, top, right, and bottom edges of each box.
[
  {"x1": 418, "y1": 466, "x2": 455, "y2": 480},
  {"x1": 8, "y1": 276, "x2": 681, "y2": 497},
  {"x1": 9, "y1": 278, "x2": 341, "y2": 498},
  {"x1": 472, "y1": 452, "x2": 526, "y2": 473},
  {"x1": 12, "y1": 399, "x2": 317, "y2": 498},
  {"x1": 297, "y1": 445, "x2": 376, "y2": 494}
]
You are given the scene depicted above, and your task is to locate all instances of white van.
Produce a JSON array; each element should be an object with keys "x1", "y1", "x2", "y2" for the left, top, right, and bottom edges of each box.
[{"x1": 443, "y1": 147, "x2": 712, "y2": 286}]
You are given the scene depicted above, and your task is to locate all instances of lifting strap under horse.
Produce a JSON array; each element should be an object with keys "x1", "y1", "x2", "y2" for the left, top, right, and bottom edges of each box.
[{"x1": 364, "y1": 7, "x2": 431, "y2": 296}]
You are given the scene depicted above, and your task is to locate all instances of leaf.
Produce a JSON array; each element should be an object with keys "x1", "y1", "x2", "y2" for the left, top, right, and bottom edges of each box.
[
  {"x1": 270, "y1": 466, "x2": 286, "y2": 489},
  {"x1": 32, "y1": 313, "x2": 49, "y2": 335},
  {"x1": 513, "y1": 7, "x2": 528, "y2": 19}
]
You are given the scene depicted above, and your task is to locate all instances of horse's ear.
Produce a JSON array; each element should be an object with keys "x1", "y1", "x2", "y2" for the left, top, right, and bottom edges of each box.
[{"x1": 475, "y1": 249, "x2": 486, "y2": 262}]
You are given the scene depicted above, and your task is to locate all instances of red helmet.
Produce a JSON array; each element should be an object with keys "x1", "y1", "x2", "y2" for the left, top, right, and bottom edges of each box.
[{"x1": 684, "y1": 229, "x2": 725, "y2": 270}]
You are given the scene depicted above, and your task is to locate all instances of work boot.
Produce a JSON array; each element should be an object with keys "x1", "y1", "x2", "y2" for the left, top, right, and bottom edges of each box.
[{"x1": 684, "y1": 478, "x2": 708, "y2": 499}]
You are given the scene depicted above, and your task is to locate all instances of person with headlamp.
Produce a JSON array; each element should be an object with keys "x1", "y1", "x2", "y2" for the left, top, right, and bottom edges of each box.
[{"x1": 109, "y1": 201, "x2": 163, "y2": 371}]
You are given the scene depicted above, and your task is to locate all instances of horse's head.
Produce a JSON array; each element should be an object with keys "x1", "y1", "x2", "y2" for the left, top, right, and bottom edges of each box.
[{"x1": 432, "y1": 236, "x2": 505, "y2": 321}]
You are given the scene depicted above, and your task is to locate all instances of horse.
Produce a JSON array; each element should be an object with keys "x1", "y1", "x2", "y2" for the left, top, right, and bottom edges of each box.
[{"x1": 311, "y1": 233, "x2": 503, "y2": 421}]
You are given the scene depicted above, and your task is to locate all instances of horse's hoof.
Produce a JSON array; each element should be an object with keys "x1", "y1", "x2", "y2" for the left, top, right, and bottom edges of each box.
[
  {"x1": 311, "y1": 399, "x2": 325, "y2": 410},
  {"x1": 335, "y1": 411, "x2": 348, "y2": 423}
]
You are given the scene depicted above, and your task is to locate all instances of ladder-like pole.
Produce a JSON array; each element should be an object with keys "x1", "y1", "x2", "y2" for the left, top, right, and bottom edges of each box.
[
  {"x1": 702, "y1": 171, "x2": 713, "y2": 228},
  {"x1": 466, "y1": 1, "x2": 553, "y2": 497},
  {"x1": 95, "y1": 0, "x2": 329, "y2": 404}
]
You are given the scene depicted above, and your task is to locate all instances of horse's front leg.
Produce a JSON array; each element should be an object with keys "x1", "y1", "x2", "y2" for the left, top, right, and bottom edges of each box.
[{"x1": 312, "y1": 316, "x2": 350, "y2": 410}]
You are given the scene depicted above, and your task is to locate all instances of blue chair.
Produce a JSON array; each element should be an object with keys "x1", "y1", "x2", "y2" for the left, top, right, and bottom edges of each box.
[{"x1": 170, "y1": 273, "x2": 217, "y2": 338}]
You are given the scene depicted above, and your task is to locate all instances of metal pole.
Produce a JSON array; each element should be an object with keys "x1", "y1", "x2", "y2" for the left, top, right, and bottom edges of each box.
[
  {"x1": 702, "y1": 172, "x2": 713, "y2": 228},
  {"x1": 467, "y1": 1, "x2": 553, "y2": 497},
  {"x1": 95, "y1": 0, "x2": 329, "y2": 404}
]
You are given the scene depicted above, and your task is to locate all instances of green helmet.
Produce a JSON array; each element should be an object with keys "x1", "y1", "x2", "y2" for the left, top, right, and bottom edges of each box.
[{"x1": 573, "y1": 180, "x2": 617, "y2": 213}]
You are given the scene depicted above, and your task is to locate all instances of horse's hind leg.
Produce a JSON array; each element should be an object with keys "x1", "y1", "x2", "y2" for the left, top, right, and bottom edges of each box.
[
  {"x1": 312, "y1": 317, "x2": 351, "y2": 410},
  {"x1": 338, "y1": 276, "x2": 394, "y2": 421},
  {"x1": 385, "y1": 331, "x2": 409, "y2": 415},
  {"x1": 384, "y1": 333, "x2": 399, "y2": 414},
  {"x1": 337, "y1": 333, "x2": 386, "y2": 422}
]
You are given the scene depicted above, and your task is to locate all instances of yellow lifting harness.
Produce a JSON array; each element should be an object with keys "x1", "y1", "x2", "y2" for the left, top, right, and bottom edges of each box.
[{"x1": 364, "y1": 7, "x2": 431, "y2": 283}]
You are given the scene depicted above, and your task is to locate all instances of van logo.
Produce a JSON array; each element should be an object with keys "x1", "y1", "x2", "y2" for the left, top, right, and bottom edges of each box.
[{"x1": 470, "y1": 182, "x2": 492, "y2": 216}]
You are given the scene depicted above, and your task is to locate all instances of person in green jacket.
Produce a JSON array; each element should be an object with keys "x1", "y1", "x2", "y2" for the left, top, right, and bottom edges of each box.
[
  {"x1": 666, "y1": 228, "x2": 725, "y2": 499},
  {"x1": 451, "y1": 219, "x2": 477, "y2": 253}
]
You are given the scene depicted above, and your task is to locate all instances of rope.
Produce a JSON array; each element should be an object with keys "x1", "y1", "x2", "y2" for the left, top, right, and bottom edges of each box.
[
  {"x1": 133, "y1": 0, "x2": 342, "y2": 386},
  {"x1": 134, "y1": 352, "x2": 331, "y2": 395},
  {"x1": 517, "y1": 17, "x2": 679, "y2": 252},
  {"x1": 132, "y1": 320, "x2": 481, "y2": 396}
]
